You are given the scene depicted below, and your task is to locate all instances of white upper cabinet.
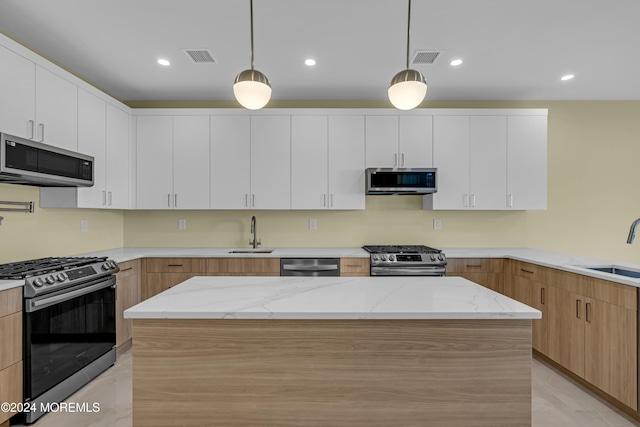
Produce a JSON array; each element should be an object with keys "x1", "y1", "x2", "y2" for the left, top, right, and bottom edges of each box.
[
  {"x1": 328, "y1": 115, "x2": 365, "y2": 209},
  {"x1": 76, "y1": 89, "x2": 107, "y2": 208},
  {"x1": 365, "y1": 115, "x2": 432, "y2": 168},
  {"x1": 35, "y1": 66, "x2": 78, "y2": 151},
  {"x1": 0, "y1": 44, "x2": 36, "y2": 138},
  {"x1": 469, "y1": 116, "x2": 507, "y2": 210},
  {"x1": 105, "y1": 104, "x2": 131, "y2": 209},
  {"x1": 137, "y1": 115, "x2": 210, "y2": 209},
  {"x1": 291, "y1": 115, "x2": 365, "y2": 210},
  {"x1": 210, "y1": 115, "x2": 251, "y2": 209},
  {"x1": 507, "y1": 115, "x2": 547, "y2": 210},
  {"x1": 250, "y1": 116, "x2": 291, "y2": 209}
]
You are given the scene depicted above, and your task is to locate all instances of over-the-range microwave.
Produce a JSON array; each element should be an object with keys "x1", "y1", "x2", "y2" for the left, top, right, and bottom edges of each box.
[
  {"x1": 0, "y1": 132, "x2": 94, "y2": 187},
  {"x1": 366, "y1": 167, "x2": 437, "y2": 195}
]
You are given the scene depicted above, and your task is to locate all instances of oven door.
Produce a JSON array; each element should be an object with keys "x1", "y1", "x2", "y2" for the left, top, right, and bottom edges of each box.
[
  {"x1": 370, "y1": 265, "x2": 446, "y2": 276},
  {"x1": 23, "y1": 276, "x2": 116, "y2": 401}
]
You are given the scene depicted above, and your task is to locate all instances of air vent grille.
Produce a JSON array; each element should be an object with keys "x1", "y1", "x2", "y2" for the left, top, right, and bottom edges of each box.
[
  {"x1": 411, "y1": 50, "x2": 441, "y2": 65},
  {"x1": 183, "y1": 49, "x2": 216, "y2": 64}
]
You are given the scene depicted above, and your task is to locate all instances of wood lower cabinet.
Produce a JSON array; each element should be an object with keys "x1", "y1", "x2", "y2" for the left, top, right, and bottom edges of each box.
[
  {"x1": 446, "y1": 258, "x2": 503, "y2": 293},
  {"x1": 0, "y1": 287, "x2": 22, "y2": 425},
  {"x1": 206, "y1": 258, "x2": 280, "y2": 276},
  {"x1": 116, "y1": 260, "x2": 141, "y2": 347},
  {"x1": 142, "y1": 258, "x2": 207, "y2": 300},
  {"x1": 340, "y1": 258, "x2": 370, "y2": 276},
  {"x1": 546, "y1": 286, "x2": 586, "y2": 377}
]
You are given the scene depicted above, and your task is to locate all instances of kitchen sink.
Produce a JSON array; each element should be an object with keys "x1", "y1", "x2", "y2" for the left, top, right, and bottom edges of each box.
[
  {"x1": 583, "y1": 266, "x2": 640, "y2": 279},
  {"x1": 228, "y1": 249, "x2": 274, "y2": 254}
]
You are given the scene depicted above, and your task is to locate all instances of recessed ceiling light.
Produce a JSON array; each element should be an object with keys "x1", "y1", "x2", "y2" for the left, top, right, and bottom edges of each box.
[
  {"x1": 450, "y1": 59, "x2": 463, "y2": 66},
  {"x1": 305, "y1": 59, "x2": 316, "y2": 66},
  {"x1": 561, "y1": 74, "x2": 574, "y2": 81},
  {"x1": 157, "y1": 58, "x2": 171, "y2": 66}
]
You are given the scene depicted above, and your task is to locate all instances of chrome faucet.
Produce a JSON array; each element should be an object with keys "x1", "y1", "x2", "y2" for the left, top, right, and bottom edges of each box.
[
  {"x1": 628, "y1": 218, "x2": 640, "y2": 244},
  {"x1": 249, "y1": 216, "x2": 261, "y2": 248}
]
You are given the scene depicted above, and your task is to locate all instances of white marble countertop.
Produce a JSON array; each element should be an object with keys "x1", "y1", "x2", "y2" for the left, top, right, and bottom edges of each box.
[{"x1": 124, "y1": 275, "x2": 541, "y2": 320}]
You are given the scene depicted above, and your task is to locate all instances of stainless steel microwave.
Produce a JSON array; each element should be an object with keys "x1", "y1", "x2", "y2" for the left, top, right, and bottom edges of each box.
[
  {"x1": 0, "y1": 132, "x2": 94, "y2": 187},
  {"x1": 366, "y1": 167, "x2": 437, "y2": 195}
]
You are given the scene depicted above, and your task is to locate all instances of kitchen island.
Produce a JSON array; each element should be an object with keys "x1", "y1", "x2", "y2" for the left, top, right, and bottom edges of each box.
[{"x1": 125, "y1": 276, "x2": 540, "y2": 427}]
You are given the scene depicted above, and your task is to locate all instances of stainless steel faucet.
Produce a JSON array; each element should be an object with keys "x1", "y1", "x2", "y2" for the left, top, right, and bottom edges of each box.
[
  {"x1": 628, "y1": 218, "x2": 640, "y2": 243},
  {"x1": 249, "y1": 216, "x2": 261, "y2": 248}
]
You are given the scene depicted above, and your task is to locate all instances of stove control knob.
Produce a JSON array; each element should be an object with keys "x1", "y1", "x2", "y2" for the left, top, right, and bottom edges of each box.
[
  {"x1": 430, "y1": 255, "x2": 437, "y2": 261},
  {"x1": 45, "y1": 275, "x2": 55, "y2": 284},
  {"x1": 389, "y1": 255, "x2": 395, "y2": 261},
  {"x1": 438, "y1": 254, "x2": 445, "y2": 261},
  {"x1": 56, "y1": 273, "x2": 67, "y2": 282},
  {"x1": 381, "y1": 255, "x2": 388, "y2": 261},
  {"x1": 33, "y1": 278, "x2": 44, "y2": 287},
  {"x1": 102, "y1": 263, "x2": 111, "y2": 271},
  {"x1": 372, "y1": 255, "x2": 379, "y2": 261}
]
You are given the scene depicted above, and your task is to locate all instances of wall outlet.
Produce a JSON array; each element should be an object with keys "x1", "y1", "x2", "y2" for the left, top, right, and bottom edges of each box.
[
  {"x1": 178, "y1": 219, "x2": 186, "y2": 230},
  {"x1": 81, "y1": 220, "x2": 88, "y2": 232},
  {"x1": 433, "y1": 219, "x2": 441, "y2": 230},
  {"x1": 309, "y1": 218, "x2": 317, "y2": 230}
]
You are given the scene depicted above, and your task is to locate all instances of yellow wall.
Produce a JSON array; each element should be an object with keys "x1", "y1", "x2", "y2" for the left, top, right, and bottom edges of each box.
[
  {"x1": 3, "y1": 100, "x2": 640, "y2": 265},
  {"x1": 0, "y1": 184, "x2": 124, "y2": 263}
]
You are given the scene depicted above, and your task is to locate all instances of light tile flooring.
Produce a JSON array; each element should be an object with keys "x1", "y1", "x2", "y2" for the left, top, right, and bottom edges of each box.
[{"x1": 14, "y1": 350, "x2": 640, "y2": 427}]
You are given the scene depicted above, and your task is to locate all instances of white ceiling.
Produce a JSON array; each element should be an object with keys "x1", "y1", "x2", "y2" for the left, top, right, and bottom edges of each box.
[{"x1": 1, "y1": 0, "x2": 639, "y2": 103}]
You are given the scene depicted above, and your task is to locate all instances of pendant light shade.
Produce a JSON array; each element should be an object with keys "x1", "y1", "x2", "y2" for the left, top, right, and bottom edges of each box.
[
  {"x1": 234, "y1": 69, "x2": 272, "y2": 110},
  {"x1": 234, "y1": 0, "x2": 271, "y2": 110},
  {"x1": 388, "y1": 0, "x2": 427, "y2": 110}
]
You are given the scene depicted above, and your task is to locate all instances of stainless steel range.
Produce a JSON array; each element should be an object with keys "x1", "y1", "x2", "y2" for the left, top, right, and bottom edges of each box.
[
  {"x1": 0, "y1": 256, "x2": 119, "y2": 424},
  {"x1": 362, "y1": 245, "x2": 447, "y2": 276}
]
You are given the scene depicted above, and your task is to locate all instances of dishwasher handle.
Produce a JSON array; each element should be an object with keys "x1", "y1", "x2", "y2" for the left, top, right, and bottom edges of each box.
[
  {"x1": 282, "y1": 265, "x2": 338, "y2": 271},
  {"x1": 280, "y1": 258, "x2": 341, "y2": 277}
]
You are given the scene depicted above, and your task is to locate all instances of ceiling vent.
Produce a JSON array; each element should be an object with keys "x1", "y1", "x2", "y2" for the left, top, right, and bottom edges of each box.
[
  {"x1": 411, "y1": 50, "x2": 442, "y2": 65},
  {"x1": 183, "y1": 49, "x2": 216, "y2": 64}
]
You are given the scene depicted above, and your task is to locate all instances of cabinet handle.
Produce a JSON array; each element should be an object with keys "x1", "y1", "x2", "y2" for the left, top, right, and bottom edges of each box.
[
  {"x1": 401, "y1": 153, "x2": 405, "y2": 166},
  {"x1": 576, "y1": 299, "x2": 582, "y2": 319},
  {"x1": 102, "y1": 190, "x2": 107, "y2": 206},
  {"x1": 323, "y1": 194, "x2": 326, "y2": 207},
  {"x1": 330, "y1": 194, "x2": 334, "y2": 207},
  {"x1": 174, "y1": 194, "x2": 178, "y2": 207},
  {"x1": 38, "y1": 123, "x2": 45, "y2": 142},
  {"x1": 520, "y1": 269, "x2": 534, "y2": 275},
  {"x1": 471, "y1": 194, "x2": 476, "y2": 208},
  {"x1": 463, "y1": 194, "x2": 469, "y2": 207},
  {"x1": 28, "y1": 120, "x2": 35, "y2": 139},
  {"x1": 108, "y1": 191, "x2": 113, "y2": 206},
  {"x1": 393, "y1": 153, "x2": 398, "y2": 166},
  {"x1": 245, "y1": 194, "x2": 249, "y2": 207},
  {"x1": 120, "y1": 267, "x2": 133, "y2": 272},
  {"x1": 252, "y1": 194, "x2": 255, "y2": 207},
  {"x1": 466, "y1": 264, "x2": 482, "y2": 268},
  {"x1": 586, "y1": 302, "x2": 591, "y2": 322},
  {"x1": 541, "y1": 287, "x2": 545, "y2": 305},
  {"x1": 508, "y1": 194, "x2": 514, "y2": 208},
  {"x1": 167, "y1": 264, "x2": 184, "y2": 267},
  {"x1": 168, "y1": 194, "x2": 171, "y2": 207}
]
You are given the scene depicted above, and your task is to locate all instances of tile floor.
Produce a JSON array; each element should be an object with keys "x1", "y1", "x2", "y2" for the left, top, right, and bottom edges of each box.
[{"x1": 13, "y1": 350, "x2": 640, "y2": 427}]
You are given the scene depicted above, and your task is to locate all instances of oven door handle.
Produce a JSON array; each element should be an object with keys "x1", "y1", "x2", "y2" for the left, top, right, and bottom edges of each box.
[
  {"x1": 26, "y1": 276, "x2": 116, "y2": 313},
  {"x1": 370, "y1": 266, "x2": 446, "y2": 276}
]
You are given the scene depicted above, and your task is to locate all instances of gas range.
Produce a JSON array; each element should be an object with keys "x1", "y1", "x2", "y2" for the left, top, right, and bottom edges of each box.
[
  {"x1": 0, "y1": 256, "x2": 119, "y2": 298},
  {"x1": 362, "y1": 245, "x2": 447, "y2": 276}
]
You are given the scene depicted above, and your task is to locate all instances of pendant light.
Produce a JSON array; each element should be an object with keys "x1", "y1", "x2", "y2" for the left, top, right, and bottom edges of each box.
[
  {"x1": 388, "y1": 0, "x2": 427, "y2": 110},
  {"x1": 233, "y1": 0, "x2": 271, "y2": 110}
]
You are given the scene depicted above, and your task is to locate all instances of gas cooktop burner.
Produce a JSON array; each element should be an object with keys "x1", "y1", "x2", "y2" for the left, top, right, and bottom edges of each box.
[
  {"x1": 0, "y1": 256, "x2": 108, "y2": 280},
  {"x1": 362, "y1": 245, "x2": 442, "y2": 254}
]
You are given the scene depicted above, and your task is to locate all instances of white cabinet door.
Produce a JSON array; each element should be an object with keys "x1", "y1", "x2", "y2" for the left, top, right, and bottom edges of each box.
[
  {"x1": 365, "y1": 116, "x2": 399, "y2": 167},
  {"x1": 469, "y1": 116, "x2": 507, "y2": 210},
  {"x1": 35, "y1": 66, "x2": 78, "y2": 151},
  {"x1": 328, "y1": 115, "x2": 366, "y2": 210},
  {"x1": 507, "y1": 115, "x2": 547, "y2": 210},
  {"x1": 105, "y1": 104, "x2": 130, "y2": 209},
  {"x1": 136, "y1": 116, "x2": 173, "y2": 209},
  {"x1": 399, "y1": 115, "x2": 433, "y2": 167},
  {"x1": 250, "y1": 116, "x2": 291, "y2": 209},
  {"x1": 291, "y1": 116, "x2": 328, "y2": 209},
  {"x1": 210, "y1": 115, "x2": 251, "y2": 209},
  {"x1": 0, "y1": 44, "x2": 35, "y2": 139},
  {"x1": 76, "y1": 89, "x2": 107, "y2": 208},
  {"x1": 173, "y1": 116, "x2": 210, "y2": 209},
  {"x1": 431, "y1": 116, "x2": 470, "y2": 209}
]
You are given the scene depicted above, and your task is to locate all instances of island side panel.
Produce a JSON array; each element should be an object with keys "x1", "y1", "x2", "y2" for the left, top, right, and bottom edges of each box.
[{"x1": 132, "y1": 319, "x2": 532, "y2": 427}]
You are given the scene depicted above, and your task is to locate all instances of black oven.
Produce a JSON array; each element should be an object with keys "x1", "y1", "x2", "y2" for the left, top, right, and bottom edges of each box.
[{"x1": 23, "y1": 274, "x2": 116, "y2": 423}]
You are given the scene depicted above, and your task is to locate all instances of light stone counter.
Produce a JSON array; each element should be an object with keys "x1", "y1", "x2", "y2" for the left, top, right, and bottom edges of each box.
[{"x1": 124, "y1": 275, "x2": 541, "y2": 320}]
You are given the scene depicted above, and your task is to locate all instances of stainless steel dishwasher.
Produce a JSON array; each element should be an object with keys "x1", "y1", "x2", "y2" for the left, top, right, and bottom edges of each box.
[{"x1": 280, "y1": 258, "x2": 340, "y2": 276}]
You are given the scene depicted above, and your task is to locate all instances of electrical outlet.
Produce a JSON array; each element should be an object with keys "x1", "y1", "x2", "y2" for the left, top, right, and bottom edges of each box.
[
  {"x1": 178, "y1": 219, "x2": 186, "y2": 230},
  {"x1": 81, "y1": 220, "x2": 88, "y2": 232},
  {"x1": 433, "y1": 219, "x2": 441, "y2": 230},
  {"x1": 309, "y1": 218, "x2": 317, "y2": 230}
]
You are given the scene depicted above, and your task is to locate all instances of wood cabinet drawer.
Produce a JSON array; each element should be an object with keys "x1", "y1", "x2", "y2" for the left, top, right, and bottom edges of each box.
[
  {"x1": 116, "y1": 259, "x2": 141, "y2": 279},
  {"x1": 0, "y1": 361, "x2": 22, "y2": 424},
  {"x1": 447, "y1": 258, "x2": 504, "y2": 273},
  {"x1": 511, "y1": 261, "x2": 547, "y2": 283},
  {"x1": 340, "y1": 258, "x2": 370, "y2": 276},
  {"x1": 145, "y1": 258, "x2": 207, "y2": 273},
  {"x1": 545, "y1": 267, "x2": 590, "y2": 296},
  {"x1": 0, "y1": 288, "x2": 21, "y2": 318},
  {"x1": 206, "y1": 258, "x2": 280, "y2": 275},
  {"x1": 589, "y1": 277, "x2": 637, "y2": 311},
  {"x1": 0, "y1": 312, "x2": 21, "y2": 371}
]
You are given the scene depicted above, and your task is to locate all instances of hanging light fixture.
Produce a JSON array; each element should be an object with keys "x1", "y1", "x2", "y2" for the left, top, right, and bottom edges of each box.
[
  {"x1": 233, "y1": 0, "x2": 271, "y2": 110},
  {"x1": 388, "y1": 0, "x2": 427, "y2": 110}
]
